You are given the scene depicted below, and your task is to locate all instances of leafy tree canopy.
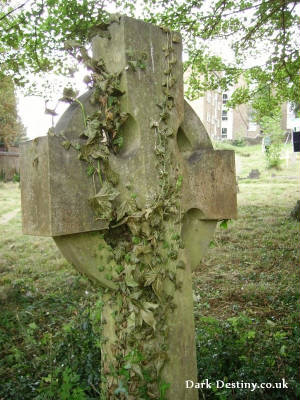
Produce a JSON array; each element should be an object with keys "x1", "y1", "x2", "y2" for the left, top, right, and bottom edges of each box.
[
  {"x1": 0, "y1": 75, "x2": 27, "y2": 147},
  {"x1": 0, "y1": 0, "x2": 299, "y2": 119}
]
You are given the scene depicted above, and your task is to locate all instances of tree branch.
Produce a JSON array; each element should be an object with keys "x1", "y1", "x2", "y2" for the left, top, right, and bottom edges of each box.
[
  {"x1": 240, "y1": 3, "x2": 284, "y2": 45},
  {"x1": 0, "y1": 0, "x2": 31, "y2": 22}
]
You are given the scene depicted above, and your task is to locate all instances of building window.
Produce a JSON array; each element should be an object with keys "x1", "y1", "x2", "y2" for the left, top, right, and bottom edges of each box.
[
  {"x1": 248, "y1": 122, "x2": 257, "y2": 131},
  {"x1": 207, "y1": 112, "x2": 210, "y2": 123},
  {"x1": 222, "y1": 110, "x2": 228, "y2": 121},
  {"x1": 223, "y1": 93, "x2": 228, "y2": 104},
  {"x1": 221, "y1": 128, "x2": 227, "y2": 138},
  {"x1": 207, "y1": 92, "x2": 211, "y2": 103}
]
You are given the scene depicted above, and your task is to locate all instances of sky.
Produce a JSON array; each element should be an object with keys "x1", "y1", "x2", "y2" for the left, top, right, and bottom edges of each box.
[{"x1": 17, "y1": 70, "x2": 87, "y2": 139}]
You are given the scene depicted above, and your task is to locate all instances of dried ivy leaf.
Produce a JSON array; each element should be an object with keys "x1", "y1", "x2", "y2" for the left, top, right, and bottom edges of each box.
[
  {"x1": 134, "y1": 244, "x2": 152, "y2": 257},
  {"x1": 89, "y1": 181, "x2": 119, "y2": 219},
  {"x1": 125, "y1": 275, "x2": 139, "y2": 288},
  {"x1": 83, "y1": 119, "x2": 101, "y2": 144},
  {"x1": 144, "y1": 302, "x2": 159, "y2": 310},
  {"x1": 99, "y1": 181, "x2": 119, "y2": 201},
  {"x1": 116, "y1": 200, "x2": 128, "y2": 222},
  {"x1": 128, "y1": 60, "x2": 138, "y2": 71},
  {"x1": 152, "y1": 278, "x2": 163, "y2": 299},
  {"x1": 150, "y1": 119, "x2": 159, "y2": 128},
  {"x1": 127, "y1": 219, "x2": 141, "y2": 236},
  {"x1": 132, "y1": 364, "x2": 144, "y2": 379},
  {"x1": 140, "y1": 309, "x2": 156, "y2": 331},
  {"x1": 91, "y1": 145, "x2": 110, "y2": 160},
  {"x1": 127, "y1": 311, "x2": 136, "y2": 330},
  {"x1": 90, "y1": 198, "x2": 112, "y2": 220},
  {"x1": 47, "y1": 127, "x2": 55, "y2": 137},
  {"x1": 60, "y1": 87, "x2": 78, "y2": 103},
  {"x1": 154, "y1": 353, "x2": 168, "y2": 374},
  {"x1": 61, "y1": 140, "x2": 71, "y2": 150},
  {"x1": 172, "y1": 32, "x2": 181, "y2": 43},
  {"x1": 116, "y1": 199, "x2": 137, "y2": 222},
  {"x1": 144, "y1": 271, "x2": 157, "y2": 286}
]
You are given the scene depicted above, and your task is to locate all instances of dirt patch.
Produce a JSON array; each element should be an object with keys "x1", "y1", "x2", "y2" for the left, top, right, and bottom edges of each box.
[{"x1": 0, "y1": 208, "x2": 20, "y2": 224}]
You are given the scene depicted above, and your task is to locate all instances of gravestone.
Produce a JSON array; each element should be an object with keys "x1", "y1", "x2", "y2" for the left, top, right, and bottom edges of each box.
[
  {"x1": 248, "y1": 169, "x2": 260, "y2": 179},
  {"x1": 20, "y1": 16, "x2": 237, "y2": 399}
]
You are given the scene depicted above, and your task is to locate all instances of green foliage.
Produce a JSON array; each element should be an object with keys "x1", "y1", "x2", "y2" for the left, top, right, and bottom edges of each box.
[
  {"x1": 0, "y1": 143, "x2": 299, "y2": 399},
  {"x1": 265, "y1": 142, "x2": 283, "y2": 169},
  {"x1": 1, "y1": 0, "x2": 299, "y2": 118},
  {"x1": 0, "y1": 1, "x2": 111, "y2": 84},
  {"x1": 219, "y1": 219, "x2": 229, "y2": 229},
  {"x1": 12, "y1": 171, "x2": 20, "y2": 182},
  {"x1": 141, "y1": 0, "x2": 300, "y2": 118},
  {"x1": 231, "y1": 138, "x2": 245, "y2": 147},
  {"x1": 260, "y1": 114, "x2": 284, "y2": 169},
  {"x1": 196, "y1": 314, "x2": 300, "y2": 399},
  {"x1": 0, "y1": 288, "x2": 102, "y2": 400},
  {"x1": 0, "y1": 76, "x2": 27, "y2": 147}
]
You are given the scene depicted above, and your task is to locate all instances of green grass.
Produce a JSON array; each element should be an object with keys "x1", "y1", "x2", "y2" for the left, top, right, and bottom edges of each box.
[
  {"x1": 0, "y1": 183, "x2": 101, "y2": 399},
  {"x1": 195, "y1": 144, "x2": 300, "y2": 399},
  {"x1": 0, "y1": 145, "x2": 299, "y2": 399}
]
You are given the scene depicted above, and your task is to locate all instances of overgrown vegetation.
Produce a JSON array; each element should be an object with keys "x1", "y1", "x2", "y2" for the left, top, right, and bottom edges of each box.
[
  {"x1": 194, "y1": 144, "x2": 300, "y2": 399},
  {"x1": 0, "y1": 144, "x2": 299, "y2": 399},
  {"x1": 0, "y1": 76, "x2": 27, "y2": 148},
  {"x1": 0, "y1": 1, "x2": 299, "y2": 119}
]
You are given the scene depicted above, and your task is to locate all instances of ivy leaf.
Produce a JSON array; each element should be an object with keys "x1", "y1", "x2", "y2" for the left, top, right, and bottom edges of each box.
[
  {"x1": 144, "y1": 271, "x2": 157, "y2": 286},
  {"x1": 114, "y1": 381, "x2": 128, "y2": 396},
  {"x1": 83, "y1": 119, "x2": 100, "y2": 144},
  {"x1": 143, "y1": 302, "x2": 159, "y2": 310},
  {"x1": 140, "y1": 309, "x2": 156, "y2": 331},
  {"x1": 89, "y1": 182, "x2": 119, "y2": 219},
  {"x1": 90, "y1": 145, "x2": 110, "y2": 160},
  {"x1": 116, "y1": 199, "x2": 137, "y2": 222},
  {"x1": 127, "y1": 311, "x2": 136, "y2": 331},
  {"x1": 155, "y1": 352, "x2": 168, "y2": 374},
  {"x1": 61, "y1": 140, "x2": 71, "y2": 150},
  {"x1": 220, "y1": 219, "x2": 229, "y2": 229}
]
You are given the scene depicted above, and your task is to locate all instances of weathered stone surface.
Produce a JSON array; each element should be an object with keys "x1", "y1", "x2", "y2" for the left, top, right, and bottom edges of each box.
[
  {"x1": 20, "y1": 15, "x2": 237, "y2": 400},
  {"x1": 20, "y1": 134, "x2": 108, "y2": 236},
  {"x1": 21, "y1": 17, "x2": 236, "y2": 238}
]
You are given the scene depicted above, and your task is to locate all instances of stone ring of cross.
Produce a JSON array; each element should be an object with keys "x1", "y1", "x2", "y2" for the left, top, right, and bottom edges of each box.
[{"x1": 21, "y1": 15, "x2": 237, "y2": 400}]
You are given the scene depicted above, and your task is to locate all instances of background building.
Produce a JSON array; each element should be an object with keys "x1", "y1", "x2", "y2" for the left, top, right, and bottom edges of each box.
[
  {"x1": 188, "y1": 90, "x2": 223, "y2": 139},
  {"x1": 189, "y1": 78, "x2": 288, "y2": 141}
]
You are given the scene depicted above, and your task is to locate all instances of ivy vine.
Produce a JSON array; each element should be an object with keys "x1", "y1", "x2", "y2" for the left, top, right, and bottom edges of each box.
[{"x1": 51, "y1": 17, "x2": 185, "y2": 399}]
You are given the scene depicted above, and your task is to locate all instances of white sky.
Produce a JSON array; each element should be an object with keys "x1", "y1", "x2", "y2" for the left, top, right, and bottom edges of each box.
[{"x1": 17, "y1": 70, "x2": 88, "y2": 139}]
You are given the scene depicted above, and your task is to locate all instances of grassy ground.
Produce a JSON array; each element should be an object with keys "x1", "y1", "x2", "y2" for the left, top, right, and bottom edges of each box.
[
  {"x1": 195, "y1": 143, "x2": 300, "y2": 399},
  {"x1": 0, "y1": 144, "x2": 299, "y2": 399}
]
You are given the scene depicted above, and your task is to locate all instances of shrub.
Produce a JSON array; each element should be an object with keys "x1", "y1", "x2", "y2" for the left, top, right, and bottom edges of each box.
[
  {"x1": 12, "y1": 172, "x2": 20, "y2": 182},
  {"x1": 266, "y1": 142, "x2": 283, "y2": 169},
  {"x1": 231, "y1": 138, "x2": 245, "y2": 147}
]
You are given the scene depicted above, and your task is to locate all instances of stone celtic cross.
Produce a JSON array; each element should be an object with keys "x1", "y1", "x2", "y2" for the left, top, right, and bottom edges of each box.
[{"x1": 20, "y1": 16, "x2": 237, "y2": 400}]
